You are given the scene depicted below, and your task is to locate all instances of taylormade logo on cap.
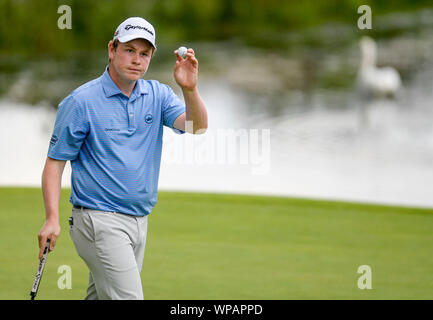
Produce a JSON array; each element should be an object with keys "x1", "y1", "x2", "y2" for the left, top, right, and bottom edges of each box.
[
  {"x1": 113, "y1": 17, "x2": 157, "y2": 49},
  {"x1": 124, "y1": 24, "x2": 154, "y2": 36}
]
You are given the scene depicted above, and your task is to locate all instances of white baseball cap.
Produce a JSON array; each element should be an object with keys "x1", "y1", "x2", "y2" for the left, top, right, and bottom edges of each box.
[{"x1": 113, "y1": 17, "x2": 157, "y2": 49}]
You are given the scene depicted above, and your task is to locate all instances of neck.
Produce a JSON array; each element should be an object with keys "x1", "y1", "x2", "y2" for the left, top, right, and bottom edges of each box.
[{"x1": 108, "y1": 65, "x2": 135, "y2": 97}]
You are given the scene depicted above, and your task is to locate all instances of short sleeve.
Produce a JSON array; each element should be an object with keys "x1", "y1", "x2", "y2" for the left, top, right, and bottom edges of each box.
[
  {"x1": 47, "y1": 95, "x2": 89, "y2": 160},
  {"x1": 161, "y1": 84, "x2": 186, "y2": 134}
]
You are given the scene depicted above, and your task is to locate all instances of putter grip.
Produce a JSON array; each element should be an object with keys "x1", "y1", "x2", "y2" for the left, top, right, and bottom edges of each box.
[{"x1": 30, "y1": 240, "x2": 51, "y2": 300}]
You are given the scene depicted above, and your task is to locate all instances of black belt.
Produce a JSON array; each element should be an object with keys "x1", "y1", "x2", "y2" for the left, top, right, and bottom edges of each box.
[{"x1": 73, "y1": 205, "x2": 92, "y2": 210}]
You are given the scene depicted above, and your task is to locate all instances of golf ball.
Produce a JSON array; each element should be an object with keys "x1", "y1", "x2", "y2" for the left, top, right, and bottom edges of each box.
[{"x1": 178, "y1": 46, "x2": 187, "y2": 59}]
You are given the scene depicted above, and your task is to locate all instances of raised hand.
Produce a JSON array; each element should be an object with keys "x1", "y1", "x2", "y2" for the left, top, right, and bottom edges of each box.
[{"x1": 174, "y1": 48, "x2": 198, "y2": 91}]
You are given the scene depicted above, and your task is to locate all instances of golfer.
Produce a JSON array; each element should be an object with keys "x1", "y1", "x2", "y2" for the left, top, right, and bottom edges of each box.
[{"x1": 37, "y1": 17, "x2": 208, "y2": 299}]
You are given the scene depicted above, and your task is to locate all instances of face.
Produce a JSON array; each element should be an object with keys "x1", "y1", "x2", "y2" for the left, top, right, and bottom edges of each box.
[{"x1": 108, "y1": 38, "x2": 154, "y2": 83}]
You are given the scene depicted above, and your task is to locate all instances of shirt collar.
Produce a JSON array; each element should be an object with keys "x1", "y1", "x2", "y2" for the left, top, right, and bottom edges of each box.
[{"x1": 101, "y1": 66, "x2": 148, "y2": 99}]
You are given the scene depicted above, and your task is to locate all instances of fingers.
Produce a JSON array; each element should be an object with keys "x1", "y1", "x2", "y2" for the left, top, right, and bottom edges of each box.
[
  {"x1": 49, "y1": 237, "x2": 56, "y2": 252},
  {"x1": 38, "y1": 236, "x2": 56, "y2": 259},
  {"x1": 185, "y1": 49, "x2": 195, "y2": 61},
  {"x1": 174, "y1": 50, "x2": 183, "y2": 62},
  {"x1": 174, "y1": 48, "x2": 197, "y2": 62},
  {"x1": 186, "y1": 49, "x2": 198, "y2": 67},
  {"x1": 187, "y1": 54, "x2": 198, "y2": 67},
  {"x1": 37, "y1": 222, "x2": 60, "y2": 258}
]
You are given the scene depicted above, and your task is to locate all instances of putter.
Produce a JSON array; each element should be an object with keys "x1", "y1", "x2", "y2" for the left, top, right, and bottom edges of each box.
[{"x1": 30, "y1": 239, "x2": 51, "y2": 300}]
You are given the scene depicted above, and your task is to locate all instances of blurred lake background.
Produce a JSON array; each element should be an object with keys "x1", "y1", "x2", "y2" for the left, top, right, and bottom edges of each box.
[{"x1": 1, "y1": 0, "x2": 433, "y2": 208}]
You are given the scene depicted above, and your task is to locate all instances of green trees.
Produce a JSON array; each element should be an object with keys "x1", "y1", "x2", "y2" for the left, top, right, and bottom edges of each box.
[{"x1": 0, "y1": 0, "x2": 431, "y2": 56}]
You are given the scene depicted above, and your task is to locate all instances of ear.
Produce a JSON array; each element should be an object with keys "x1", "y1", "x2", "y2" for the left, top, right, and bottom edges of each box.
[{"x1": 108, "y1": 40, "x2": 115, "y2": 61}]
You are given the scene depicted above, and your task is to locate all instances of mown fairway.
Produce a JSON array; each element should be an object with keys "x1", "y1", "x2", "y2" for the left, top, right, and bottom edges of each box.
[{"x1": 0, "y1": 187, "x2": 432, "y2": 300}]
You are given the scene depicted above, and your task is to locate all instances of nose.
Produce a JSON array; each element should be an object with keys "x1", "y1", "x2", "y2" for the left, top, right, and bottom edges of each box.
[{"x1": 131, "y1": 52, "x2": 140, "y2": 65}]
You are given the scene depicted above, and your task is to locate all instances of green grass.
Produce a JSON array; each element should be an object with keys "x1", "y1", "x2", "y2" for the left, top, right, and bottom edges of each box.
[{"x1": 0, "y1": 187, "x2": 432, "y2": 300}]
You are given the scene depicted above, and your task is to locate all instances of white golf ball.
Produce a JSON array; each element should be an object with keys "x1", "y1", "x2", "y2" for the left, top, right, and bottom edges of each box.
[{"x1": 178, "y1": 46, "x2": 187, "y2": 59}]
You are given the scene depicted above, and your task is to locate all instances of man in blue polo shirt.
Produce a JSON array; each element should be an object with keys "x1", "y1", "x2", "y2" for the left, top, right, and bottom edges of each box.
[{"x1": 37, "y1": 17, "x2": 208, "y2": 299}]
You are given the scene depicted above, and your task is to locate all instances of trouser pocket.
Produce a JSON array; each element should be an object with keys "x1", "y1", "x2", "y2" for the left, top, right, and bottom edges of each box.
[{"x1": 70, "y1": 208, "x2": 97, "y2": 260}]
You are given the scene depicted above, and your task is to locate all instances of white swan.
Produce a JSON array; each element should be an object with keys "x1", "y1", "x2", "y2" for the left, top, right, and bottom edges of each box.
[{"x1": 356, "y1": 36, "x2": 401, "y2": 98}]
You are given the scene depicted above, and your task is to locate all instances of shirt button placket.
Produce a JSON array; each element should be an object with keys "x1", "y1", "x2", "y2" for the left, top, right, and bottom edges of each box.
[{"x1": 127, "y1": 101, "x2": 135, "y2": 131}]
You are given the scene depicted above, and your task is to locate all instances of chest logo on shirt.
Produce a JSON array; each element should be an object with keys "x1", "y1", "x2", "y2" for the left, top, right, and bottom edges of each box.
[{"x1": 145, "y1": 114, "x2": 153, "y2": 124}]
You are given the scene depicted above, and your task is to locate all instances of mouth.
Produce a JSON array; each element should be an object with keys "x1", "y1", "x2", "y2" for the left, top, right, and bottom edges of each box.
[{"x1": 127, "y1": 68, "x2": 142, "y2": 73}]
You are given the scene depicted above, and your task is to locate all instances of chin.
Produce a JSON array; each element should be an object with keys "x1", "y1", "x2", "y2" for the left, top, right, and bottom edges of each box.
[
  {"x1": 132, "y1": 70, "x2": 146, "y2": 78},
  {"x1": 129, "y1": 74, "x2": 142, "y2": 81},
  {"x1": 123, "y1": 73, "x2": 142, "y2": 82}
]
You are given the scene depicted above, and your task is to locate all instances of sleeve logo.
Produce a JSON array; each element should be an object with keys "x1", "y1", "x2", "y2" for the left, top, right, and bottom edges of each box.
[{"x1": 50, "y1": 135, "x2": 59, "y2": 147}]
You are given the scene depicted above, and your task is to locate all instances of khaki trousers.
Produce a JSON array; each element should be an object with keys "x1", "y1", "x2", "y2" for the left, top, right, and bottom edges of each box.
[{"x1": 69, "y1": 206, "x2": 148, "y2": 300}]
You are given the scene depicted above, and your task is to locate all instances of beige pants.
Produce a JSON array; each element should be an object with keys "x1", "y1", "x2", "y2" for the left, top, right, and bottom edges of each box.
[{"x1": 69, "y1": 206, "x2": 148, "y2": 300}]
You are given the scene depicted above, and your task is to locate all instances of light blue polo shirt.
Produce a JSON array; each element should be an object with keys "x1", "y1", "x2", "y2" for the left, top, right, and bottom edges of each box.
[{"x1": 47, "y1": 67, "x2": 185, "y2": 216}]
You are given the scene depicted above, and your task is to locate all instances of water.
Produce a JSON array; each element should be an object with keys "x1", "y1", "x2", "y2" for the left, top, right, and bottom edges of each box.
[{"x1": 1, "y1": 11, "x2": 433, "y2": 208}]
